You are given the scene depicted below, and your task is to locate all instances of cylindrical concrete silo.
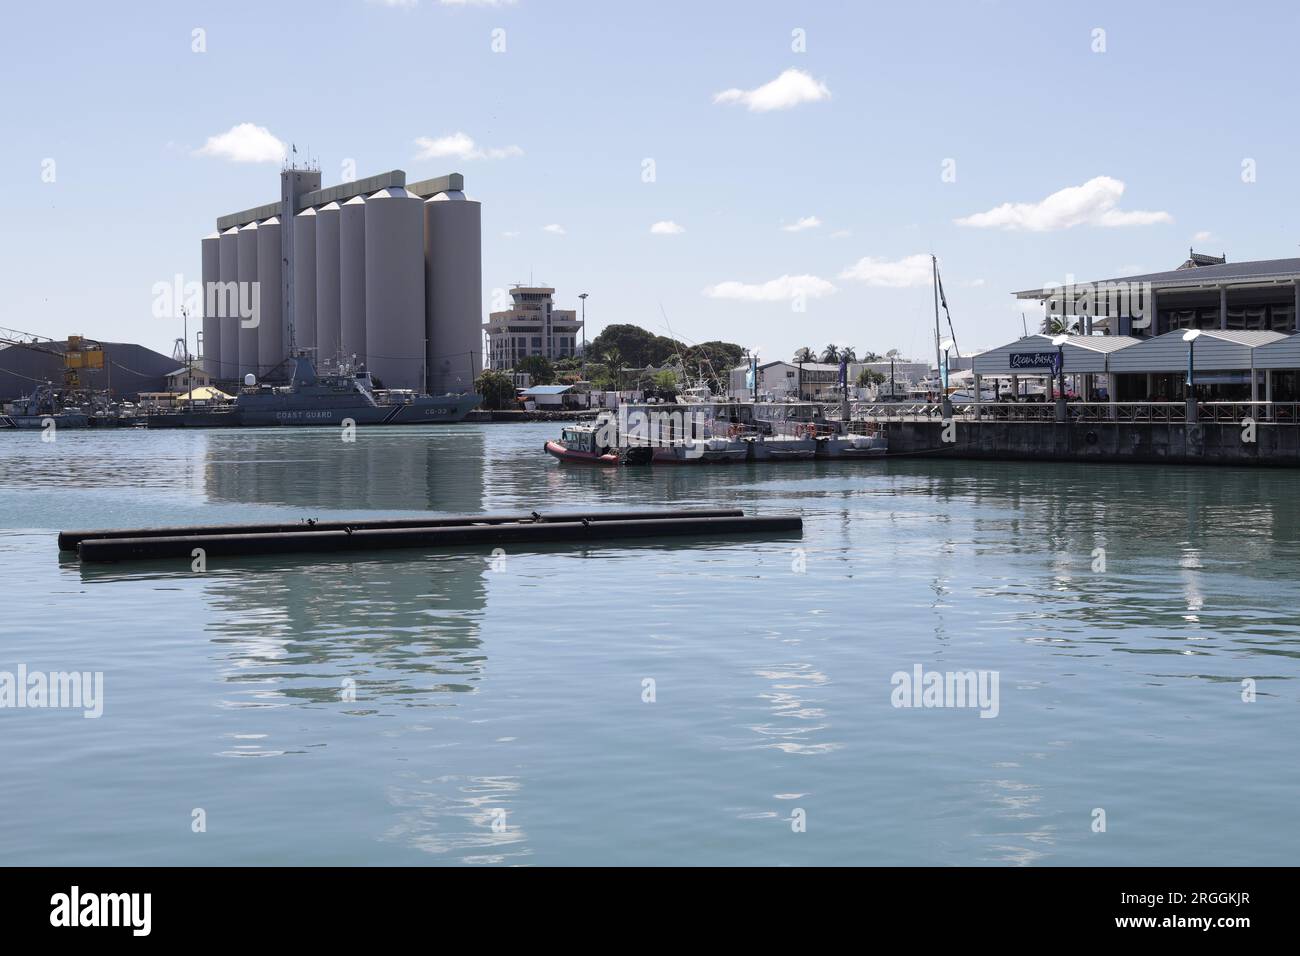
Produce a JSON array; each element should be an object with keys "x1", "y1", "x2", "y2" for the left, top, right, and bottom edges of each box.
[
  {"x1": 236, "y1": 221, "x2": 260, "y2": 378},
  {"x1": 424, "y1": 190, "x2": 483, "y2": 394},
  {"x1": 339, "y1": 195, "x2": 367, "y2": 371},
  {"x1": 315, "y1": 202, "x2": 342, "y2": 369},
  {"x1": 218, "y1": 227, "x2": 240, "y2": 381},
  {"x1": 294, "y1": 207, "x2": 318, "y2": 358},
  {"x1": 256, "y1": 217, "x2": 284, "y2": 377},
  {"x1": 200, "y1": 232, "x2": 221, "y2": 377},
  {"x1": 364, "y1": 187, "x2": 425, "y2": 391}
]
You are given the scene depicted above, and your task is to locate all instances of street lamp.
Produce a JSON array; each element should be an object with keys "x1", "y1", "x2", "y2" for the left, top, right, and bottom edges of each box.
[
  {"x1": 1051, "y1": 333, "x2": 1069, "y2": 400},
  {"x1": 939, "y1": 337, "x2": 955, "y2": 416},
  {"x1": 1183, "y1": 328, "x2": 1202, "y2": 389},
  {"x1": 1183, "y1": 328, "x2": 1202, "y2": 421},
  {"x1": 578, "y1": 292, "x2": 588, "y2": 380}
]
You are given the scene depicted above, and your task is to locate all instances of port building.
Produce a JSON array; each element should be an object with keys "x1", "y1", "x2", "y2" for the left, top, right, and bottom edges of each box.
[
  {"x1": 971, "y1": 251, "x2": 1300, "y2": 404},
  {"x1": 1013, "y1": 250, "x2": 1300, "y2": 338},
  {"x1": 483, "y1": 287, "x2": 584, "y2": 370},
  {"x1": 202, "y1": 168, "x2": 482, "y2": 394}
]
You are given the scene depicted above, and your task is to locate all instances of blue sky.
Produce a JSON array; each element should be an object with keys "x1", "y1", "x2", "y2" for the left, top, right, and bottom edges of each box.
[{"x1": 3, "y1": 0, "x2": 1297, "y2": 365}]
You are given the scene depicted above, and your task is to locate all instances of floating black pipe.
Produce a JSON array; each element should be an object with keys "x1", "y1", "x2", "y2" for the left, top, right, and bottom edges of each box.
[
  {"x1": 58, "y1": 508, "x2": 745, "y2": 552},
  {"x1": 76, "y1": 515, "x2": 802, "y2": 563}
]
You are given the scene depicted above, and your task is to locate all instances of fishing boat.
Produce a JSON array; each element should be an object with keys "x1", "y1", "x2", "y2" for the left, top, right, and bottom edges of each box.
[{"x1": 545, "y1": 424, "x2": 621, "y2": 466}]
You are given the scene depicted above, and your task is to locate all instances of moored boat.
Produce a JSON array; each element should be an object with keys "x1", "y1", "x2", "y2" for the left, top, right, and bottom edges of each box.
[{"x1": 545, "y1": 425, "x2": 621, "y2": 466}]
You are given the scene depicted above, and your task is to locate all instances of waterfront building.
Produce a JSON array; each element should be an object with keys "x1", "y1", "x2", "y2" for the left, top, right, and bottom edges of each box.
[
  {"x1": 483, "y1": 287, "x2": 583, "y2": 370},
  {"x1": 728, "y1": 360, "x2": 841, "y2": 400},
  {"x1": 204, "y1": 167, "x2": 482, "y2": 394},
  {"x1": 1014, "y1": 250, "x2": 1300, "y2": 338},
  {"x1": 985, "y1": 250, "x2": 1300, "y2": 405}
]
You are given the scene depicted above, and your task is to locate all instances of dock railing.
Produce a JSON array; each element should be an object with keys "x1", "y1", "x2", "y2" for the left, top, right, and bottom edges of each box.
[{"x1": 852, "y1": 401, "x2": 1295, "y2": 425}]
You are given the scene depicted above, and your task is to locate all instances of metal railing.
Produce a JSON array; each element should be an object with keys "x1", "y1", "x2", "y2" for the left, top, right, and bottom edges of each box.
[{"x1": 850, "y1": 401, "x2": 1300, "y2": 425}]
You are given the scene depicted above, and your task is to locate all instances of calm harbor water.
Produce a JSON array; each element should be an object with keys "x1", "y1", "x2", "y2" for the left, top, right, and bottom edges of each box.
[{"x1": 1, "y1": 423, "x2": 1298, "y2": 866}]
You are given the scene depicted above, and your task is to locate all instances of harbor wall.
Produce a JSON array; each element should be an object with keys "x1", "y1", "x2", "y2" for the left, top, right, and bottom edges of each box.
[{"x1": 885, "y1": 420, "x2": 1300, "y2": 466}]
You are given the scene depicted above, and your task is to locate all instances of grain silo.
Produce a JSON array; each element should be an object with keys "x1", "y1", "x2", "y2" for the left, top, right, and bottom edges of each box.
[
  {"x1": 293, "y1": 207, "x2": 317, "y2": 356},
  {"x1": 364, "y1": 187, "x2": 425, "y2": 390},
  {"x1": 236, "y1": 221, "x2": 260, "y2": 378},
  {"x1": 218, "y1": 226, "x2": 240, "y2": 381},
  {"x1": 315, "y1": 201, "x2": 342, "y2": 368},
  {"x1": 339, "y1": 195, "x2": 367, "y2": 369},
  {"x1": 256, "y1": 216, "x2": 284, "y2": 375},
  {"x1": 424, "y1": 190, "x2": 482, "y2": 394},
  {"x1": 201, "y1": 232, "x2": 221, "y2": 377}
]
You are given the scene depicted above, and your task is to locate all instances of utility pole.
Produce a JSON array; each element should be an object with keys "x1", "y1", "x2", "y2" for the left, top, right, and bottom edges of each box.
[
  {"x1": 579, "y1": 292, "x2": 588, "y2": 381},
  {"x1": 181, "y1": 308, "x2": 190, "y2": 409}
]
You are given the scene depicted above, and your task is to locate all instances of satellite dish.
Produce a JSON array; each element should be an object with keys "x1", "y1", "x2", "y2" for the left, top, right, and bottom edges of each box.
[
  {"x1": 244, "y1": 373, "x2": 257, "y2": 386},
  {"x1": 1182, "y1": 329, "x2": 1203, "y2": 342},
  {"x1": 1051, "y1": 334, "x2": 1070, "y2": 346}
]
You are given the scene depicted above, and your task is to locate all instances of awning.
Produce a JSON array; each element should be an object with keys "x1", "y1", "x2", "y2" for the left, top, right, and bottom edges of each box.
[
  {"x1": 1107, "y1": 330, "x2": 1287, "y2": 374},
  {"x1": 972, "y1": 334, "x2": 1141, "y2": 375}
]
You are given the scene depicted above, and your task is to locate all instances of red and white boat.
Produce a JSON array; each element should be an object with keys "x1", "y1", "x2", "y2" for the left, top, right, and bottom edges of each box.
[{"x1": 545, "y1": 425, "x2": 620, "y2": 466}]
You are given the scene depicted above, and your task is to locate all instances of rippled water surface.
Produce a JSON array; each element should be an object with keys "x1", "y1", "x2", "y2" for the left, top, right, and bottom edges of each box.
[{"x1": 1, "y1": 424, "x2": 1298, "y2": 865}]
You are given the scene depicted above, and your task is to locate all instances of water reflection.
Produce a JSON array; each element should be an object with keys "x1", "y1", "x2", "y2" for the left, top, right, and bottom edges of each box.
[{"x1": 203, "y1": 426, "x2": 486, "y2": 513}]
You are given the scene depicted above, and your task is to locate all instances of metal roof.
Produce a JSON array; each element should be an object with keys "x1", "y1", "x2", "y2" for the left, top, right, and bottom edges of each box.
[
  {"x1": 1107, "y1": 329, "x2": 1288, "y2": 373},
  {"x1": 972, "y1": 334, "x2": 1143, "y2": 375},
  {"x1": 1015, "y1": 257, "x2": 1300, "y2": 299},
  {"x1": 519, "y1": 384, "x2": 573, "y2": 396}
]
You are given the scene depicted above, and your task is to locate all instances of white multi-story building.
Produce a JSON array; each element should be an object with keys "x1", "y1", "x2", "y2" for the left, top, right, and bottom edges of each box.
[{"x1": 483, "y1": 286, "x2": 583, "y2": 370}]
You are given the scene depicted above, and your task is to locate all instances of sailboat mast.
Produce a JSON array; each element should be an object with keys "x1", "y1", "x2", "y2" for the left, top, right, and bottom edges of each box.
[{"x1": 932, "y1": 254, "x2": 942, "y2": 384}]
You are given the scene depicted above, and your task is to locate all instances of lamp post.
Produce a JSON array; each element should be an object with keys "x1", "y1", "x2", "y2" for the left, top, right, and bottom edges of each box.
[
  {"x1": 1184, "y1": 328, "x2": 1202, "y2": 423},
  {"x1": 1051, "y1": 333, "x2": 1069, "y2": 422},
  {"x1": 939, "y1": 337, "x2": 954, "y2": 418},
  {"x1": 578, "y1": 292, "x2": 588, "y2": 382}
]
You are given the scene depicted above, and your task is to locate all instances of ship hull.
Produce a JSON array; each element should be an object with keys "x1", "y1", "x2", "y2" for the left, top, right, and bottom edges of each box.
[{"x1": 236, "y1": 393, "x2": 479, "y2": 427}]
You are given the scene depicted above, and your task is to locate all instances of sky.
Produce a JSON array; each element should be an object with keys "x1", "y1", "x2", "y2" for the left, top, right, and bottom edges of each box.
[{"x1": 3, "y1": 0, "x2": 1298, "y2": 366}]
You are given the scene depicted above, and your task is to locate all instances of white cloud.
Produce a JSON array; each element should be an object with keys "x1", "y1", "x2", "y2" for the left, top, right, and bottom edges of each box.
[
  {"x1": 1193, "y1": 230, "x2": 1213, "y2": 242},
  {"x1": 781, "y1": 216, "x2": 822, "y2": 233},
  {"x1": 438, "y1": 0, "x2": 516, "y2": 5},
  {"x1": 839, "y1": 254, "x2": 932, "y2": 288},
  {"x1": 713, "y1": 68, "x2": 831, "y2": 112},
  {"x1": 502, "y1": 230, "x2": 520, "y2": 238},
  {"x1": 415, "y1": 132, "x2": 523, "y2": 162},
  {"x1": 542, "y1": 223, "x2": 566, "y2": 235},
  {"x1": 195, "y1": 123, "x2": 286, "y2": 164},
  {"x1": 969, "y1": 278, "x2": 986, "y2": 287},
  {"x1": 955, "y1": 176, "x2": 1172, "y2": 231},
  {"x1": 703, "y1": 274, "x2": 836, "y2": 302},
  {"x1": 830, "y1": 229, "x2": 852, "y2": 239},
  {"x1": 369, "y1": 0, "x2": 418, "y2": 7},
  {"x1": 650, "y1": 220, "x2": 684, "y2": 235}
]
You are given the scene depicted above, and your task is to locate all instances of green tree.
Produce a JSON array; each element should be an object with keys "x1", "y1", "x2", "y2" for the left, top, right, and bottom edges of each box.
[
  {"x1": 821, "y1": 344, "x2": 841, "y2": 363},
  {"x1": 839, "y1": 346, "x2": 858, "y2": 363},
  {"x1": 857, "y1": 368, "x2": 886, "y2": 387},
  {"x1": 475, "y1": 369, "x2": 517, "y2": 410},
  {"x1": 651, "y1": 369, "x2": 680, "y2": 399},
  {"x1": 793, "y1": 346, "x2": 816, "y2": 363},
  {"x1": 514, "y1": 354, "x2": 555, "y2": 385}
]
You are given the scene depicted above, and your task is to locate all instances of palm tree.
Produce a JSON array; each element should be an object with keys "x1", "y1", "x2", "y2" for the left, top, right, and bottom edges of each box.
[
  {"x1": 1041, "y1": 316, "x2": 1080, "y2": 335},
  {"x1": 602, "y1": 347, "x2": 623, "y2": 390},
  {"x1": 821, "y1": 344, "x2": 841, "y2": 363},
  {"x1": 793, "y1": 346, "x2": 816, "y2": 363},
  {"x1": 840, "y1": 346, "x2": 857, "y2": 363}
]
